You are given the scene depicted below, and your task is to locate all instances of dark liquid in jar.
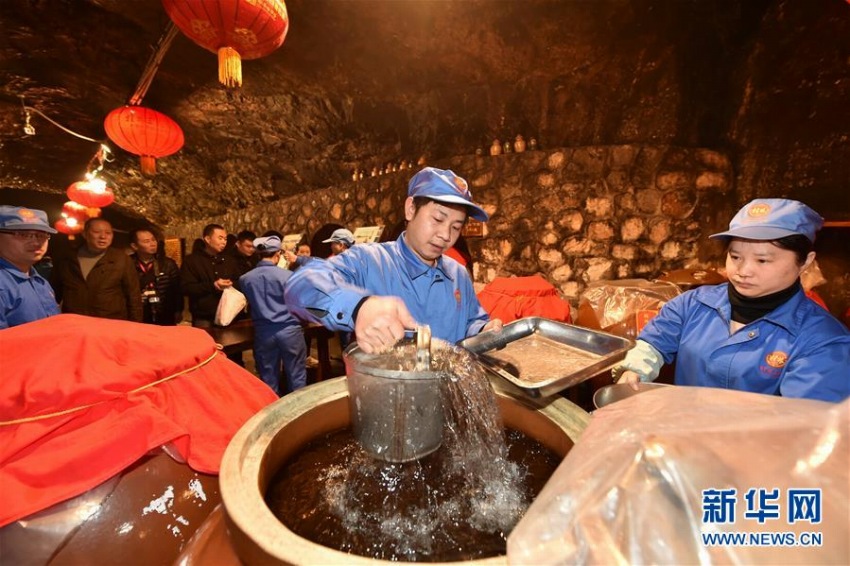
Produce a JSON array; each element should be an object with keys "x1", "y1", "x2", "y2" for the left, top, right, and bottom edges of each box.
[{"x1": 265, "y1": 427, "x2": 561, "y2": 562}]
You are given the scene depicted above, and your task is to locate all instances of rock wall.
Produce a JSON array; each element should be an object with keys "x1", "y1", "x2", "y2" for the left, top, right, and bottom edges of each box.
[{"x1": 167, "y1": 144, "x2": 733, "y2": 302}]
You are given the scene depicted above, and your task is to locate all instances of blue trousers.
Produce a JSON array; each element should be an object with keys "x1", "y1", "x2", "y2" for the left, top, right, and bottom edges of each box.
[{"x1": 253, "y1": 324, "x2": 307, "y2": 396}]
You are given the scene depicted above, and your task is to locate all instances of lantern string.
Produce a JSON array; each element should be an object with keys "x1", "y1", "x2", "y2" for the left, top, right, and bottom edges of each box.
[
  {"x1": 20, "y1": 103, "x2": 101, "y2": 143},
  {"x1": 129, "y1": 21, "x2": 179, "y2": 106},
  {"x1": 18, "y1": 97, "x2": 115, "y2": 186}
]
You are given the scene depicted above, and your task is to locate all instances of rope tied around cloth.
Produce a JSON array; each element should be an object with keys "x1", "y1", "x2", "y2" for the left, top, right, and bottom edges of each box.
[{"x1": 0, "y1": 348, "x2": 222, "y2": 426}]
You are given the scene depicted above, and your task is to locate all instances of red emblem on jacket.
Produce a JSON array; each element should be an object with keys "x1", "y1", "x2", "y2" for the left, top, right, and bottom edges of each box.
[{"x1": 765, "y1": 351, "x2": 788, "y2": 368}]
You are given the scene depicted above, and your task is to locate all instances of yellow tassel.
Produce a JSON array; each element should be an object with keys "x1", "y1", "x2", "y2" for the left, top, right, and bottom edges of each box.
[
  {"x1": 218, "y1": 47, "x2": 243, "y2": 88},
  {"x1": 140, "y1": 155, "x2": 157, "y2": 175}
]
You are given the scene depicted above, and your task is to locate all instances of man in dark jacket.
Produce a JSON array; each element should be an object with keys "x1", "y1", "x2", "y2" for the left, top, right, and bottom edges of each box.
[
  {"x1": 180, "y1": 223, "x2": 240, "y2": 328},
  {"x1": 229, "y1": 229, "x2": 258, "y2": 278},
  {"x1": 129, "y1": 227, "x2": 182, "y2": 325},
  {"x1": 53, "y1": 218, "x2": 142, "y2": 322}
]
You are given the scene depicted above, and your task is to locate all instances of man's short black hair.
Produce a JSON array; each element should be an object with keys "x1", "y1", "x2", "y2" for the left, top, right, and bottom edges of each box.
[
  {"x1": 202, "y1": 223, "x2": 225, "y2": 238},
  {"x1": 129, "y1": 227, "x2": 158, "y2": 244},
  {"x1": 84, "y1": 217, "x2": 112, "y2": 232},
  {"x1": 236, "y1": 230, "x2": 256, "y2": 243}
]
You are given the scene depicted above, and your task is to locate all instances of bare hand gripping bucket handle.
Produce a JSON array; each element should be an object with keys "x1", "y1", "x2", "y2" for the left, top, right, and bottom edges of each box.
[{"x1": 343, "y1": 326, "x2": 443, "y2": 463}]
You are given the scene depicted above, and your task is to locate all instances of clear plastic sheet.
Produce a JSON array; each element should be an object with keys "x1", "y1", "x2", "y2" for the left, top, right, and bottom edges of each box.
[
  {"x1": 508, "y1": 387, "x2": 849, "y2": 565},
  {"x1": 576, "y1": 279, "x2": 682, "y2": 337}
]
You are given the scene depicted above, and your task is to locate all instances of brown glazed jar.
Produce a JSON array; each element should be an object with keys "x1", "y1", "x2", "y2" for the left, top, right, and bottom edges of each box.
[{"x1": 0, "y1": 450, "x2": 222, "y2": 565}]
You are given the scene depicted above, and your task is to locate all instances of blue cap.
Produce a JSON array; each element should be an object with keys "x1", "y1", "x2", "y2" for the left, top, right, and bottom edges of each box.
[
  {"x1": 253, "y1": 235, "x2": 282, "y2": 253},
  {"x1": 407, "y1": 167, "x2": 489, "y2": 222},
  {"x1": 710, "y1": 199, "x2": 823, "y2": 243},
  {"x1": 322, "y1": 228, "x2": 355, "y2": 246},
  {"x1": 0, "y1": 206, "x2": 57, "y2": 234}
]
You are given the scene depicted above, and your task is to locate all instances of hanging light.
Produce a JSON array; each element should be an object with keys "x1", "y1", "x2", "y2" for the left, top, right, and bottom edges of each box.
[
  {"x1": 61, "y1": 201, "x2": 98, "y2": 227},
  {"x1": 66, "y1": 178, "x2": 115, "y2": 208},
  {"x1": 104, "y1": 106, "x2": 184, "y2": 175},
  {"x1": 161, "y1": 0, "x2": 290, "y2": 88},
  {"x1": 54, "y1": 217, "x2": 84, "y2": 237}
]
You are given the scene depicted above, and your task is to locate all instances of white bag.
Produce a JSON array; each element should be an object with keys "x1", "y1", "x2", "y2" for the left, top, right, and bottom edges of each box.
[{"x1": 214, "y1": 286, "x2": 247, "y2": 326}]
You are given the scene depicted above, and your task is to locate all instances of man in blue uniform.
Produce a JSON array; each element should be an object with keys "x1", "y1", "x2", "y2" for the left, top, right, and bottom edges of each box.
[
  {"x1": 0, "y1": 206, "x2": 60, "y2": 329},
  {"x1": 284, "y1": 167, "x2": 502, "y2": 353},
  {"x1": 240, "y1": 235, "x2": 307, "y2": 395},
  {"x1": 322, "y1": 228, "x2": 355, "y2": 257},
  {"x1": 614, "y1": 199, "x2": 849, "y2": 402}
]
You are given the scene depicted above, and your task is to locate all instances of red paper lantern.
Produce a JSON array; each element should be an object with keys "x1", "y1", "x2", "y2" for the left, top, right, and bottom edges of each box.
[
  {"x1": 162, "y1": 0, "x2": 290, "y2": 87},
  {"x1": 55, "y1": 218, "x2": 84, "y2": 237},
  {"x1": 66, "y1": 180, "x2": 115, "y2": 208},
  {"x1": 61, "y1": 201, "x2": 93, "y2": 226},
  {"x1": 104, "y1": 106, "x2": 184, "y2": 175}
]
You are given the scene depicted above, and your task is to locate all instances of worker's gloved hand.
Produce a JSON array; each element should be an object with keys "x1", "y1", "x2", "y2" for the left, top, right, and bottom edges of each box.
[
  {"x1": 354, "y1": 296, "x2": 418, "y2": 354},
  {"x1": 482, "y1": 318, "x2": 503, "y2": 333},
  {"x1": 610, "y1": 339, "x2": 664, "y2": 391}
]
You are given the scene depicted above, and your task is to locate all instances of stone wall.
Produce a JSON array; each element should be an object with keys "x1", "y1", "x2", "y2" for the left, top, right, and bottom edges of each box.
[{"x1": 166, "y1": 144, "x2": 733, "y2": 302}]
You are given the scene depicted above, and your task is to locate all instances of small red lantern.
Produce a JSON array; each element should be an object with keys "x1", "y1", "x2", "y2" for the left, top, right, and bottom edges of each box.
[
  {"x1": 54, "y1": 218, "x2": 84, "y2": 237},
  {"x1": 162, "y1": 0, "x2": 290, "y2": 88},
  {"x1": 66, "y1": 180, "x2": 115, "y2": 208},
  {"x1": 104, "y1": 106, "x2": 184, "y2": 175},
  {"x1": 61, "y1": 201, "x2": 91, "y2": 226}
]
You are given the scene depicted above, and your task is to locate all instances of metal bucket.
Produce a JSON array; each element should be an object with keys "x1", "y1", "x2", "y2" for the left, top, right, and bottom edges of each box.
[
  {"x1": 593, "y1": 382, "x2": 671, "y2": 409},
  {"x1": 343, "y1": 342, "x2": 444, "y2": 463}
]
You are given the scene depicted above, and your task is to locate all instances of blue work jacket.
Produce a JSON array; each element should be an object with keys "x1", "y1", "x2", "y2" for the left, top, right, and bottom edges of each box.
[
  {"x1": 640, "y1": 283, "x2": 850, "y2": 402},
  {"x1": 284, "y1": 233, "x2": 490, "y2": 344},
  {"x1": 0, "y1": 257, "x2": 60, "y2": 329},
  {"x1": 239, "y1": 261, "x2": 301, "y2": 335}
]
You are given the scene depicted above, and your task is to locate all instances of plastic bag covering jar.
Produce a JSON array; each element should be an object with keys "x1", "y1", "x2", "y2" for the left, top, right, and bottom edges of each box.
[
  {"x1": 343, "y1": 340, "x2": 446, "y2": 463},
  {"x1": 576, "y1": 279, "x2": 681, "y2": 339}
]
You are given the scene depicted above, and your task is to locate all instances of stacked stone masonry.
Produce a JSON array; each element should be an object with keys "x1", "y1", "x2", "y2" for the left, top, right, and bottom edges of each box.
[{"x1": 167, "y1": 145, "x2": 733, "y2": 302}]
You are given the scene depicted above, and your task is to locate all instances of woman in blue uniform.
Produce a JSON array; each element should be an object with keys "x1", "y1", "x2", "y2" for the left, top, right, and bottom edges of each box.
[{"x1": 615, "y1": 198, "x2": 849, "y2": 402}]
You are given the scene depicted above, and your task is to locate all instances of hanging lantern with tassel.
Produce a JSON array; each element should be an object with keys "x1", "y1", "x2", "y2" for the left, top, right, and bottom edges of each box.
[
  {"x1": 161, "y1": 0, "x2": 290, "y2": 88},
  {"x1": 104, "y1": 106, "x2": 184, "y2": 175},
  {"x1": 66, "y1": 179, "x2": 115, "y2": 208}
]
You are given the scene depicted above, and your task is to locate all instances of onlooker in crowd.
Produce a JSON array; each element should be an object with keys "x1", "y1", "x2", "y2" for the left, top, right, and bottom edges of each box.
[
  {"x1": 53, "y1": 218, "x2": 142, "y2": 322},
  {"x1": 230, "y1": 229, "x2": 258, "y2": 277},
  {"x1": 614, "y1": 198, "x2": 850, "y2": 402},
  {"x1": 0, "y1": 206, "x2": 60, "y2": 329},
  {"x1": 129, "y1": 227, "x2": 182, "y2": 326},
  {"x1": 285, "y1": 167, "x2": 503, "y2": 353},
  {"x1": 191, "y1": 238, "x2": 205, "y2": 254},
  {"x1": 239, "y1": 235, "x2": 307, "y2": 395},
  {"x1": 322, "y1": 228, "x2": 355, "y2": 257},
  {"x1": 180, "y1": 223, "x2": 240, "y2": 328},
  {"x1": 283, "y1": 240, "x2": 315, "y2": 272},
  {"x1": 296, "y1": 242, "x2": 311, "y2": 258}
]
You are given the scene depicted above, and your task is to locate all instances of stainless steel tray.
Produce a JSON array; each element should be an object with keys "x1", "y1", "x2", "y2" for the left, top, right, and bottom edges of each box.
[{"x1": 459, "y1": 317, "x2": 634, "y2": 398}]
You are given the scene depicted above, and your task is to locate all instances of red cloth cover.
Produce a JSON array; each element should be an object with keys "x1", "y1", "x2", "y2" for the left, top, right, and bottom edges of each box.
[
  {"x1": 0, "y1": 315, "x2": 277, "y2": 527},
  {"x1": 477, "y1": 274, "x2": 572, "y2": 324}
]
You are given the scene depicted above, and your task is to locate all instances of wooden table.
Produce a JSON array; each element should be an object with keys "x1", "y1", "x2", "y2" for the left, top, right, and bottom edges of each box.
[{"x1": 203, "y1": 320, "x2": 335, "y2": 382}]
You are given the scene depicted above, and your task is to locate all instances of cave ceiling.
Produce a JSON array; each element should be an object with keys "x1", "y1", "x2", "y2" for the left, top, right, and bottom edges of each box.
[{"x1": 0, "y1": 0, "x2": 767, "y2": 226}]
